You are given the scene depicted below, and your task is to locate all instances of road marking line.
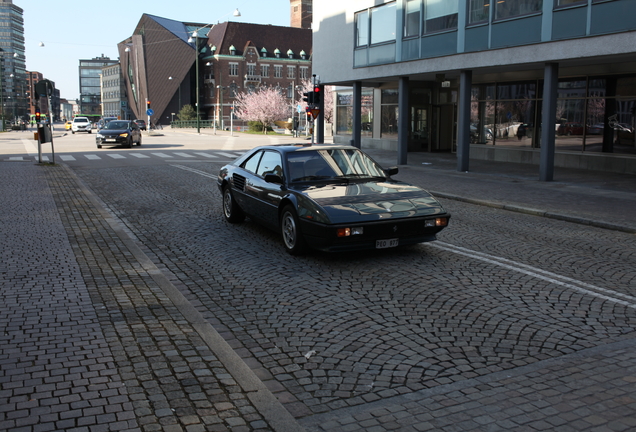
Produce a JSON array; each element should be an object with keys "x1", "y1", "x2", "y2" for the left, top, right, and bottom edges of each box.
[
  {"x1": 431, "y1": 242, "x2": 636, "y2": 309},
  {"x1": 193, "y1": 152, "x2": 218, "y2": 158},
  {"x1": 170, "y1": 164, "x2": 217, "y2": 179},
  {"x1": 107, "y1": 154, "x2": 126, "y2": 159},
  {"x1": 59, "y1": 155, "x2": 76, "y2": 161},
  {"x1": 217, "y1": 152, "x2": 239, "y2": 158},
  {"x1": 152, "y1": 152, "x2": 173, "y2": 158},
  {"x1": 130, "y1": 153, "x2": 150, "y2": 158},
  {"x1": 174, "y1": 152, "x2": 195, "y2": 158},
  {"x1": 85, "y1": 155, "x2": 101, "y2": 160}
]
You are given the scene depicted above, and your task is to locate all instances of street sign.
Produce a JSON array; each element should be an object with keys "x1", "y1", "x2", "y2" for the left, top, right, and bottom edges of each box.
[
  {"x1": 146, "y1": 108, "x2": 154, "y2": 116},
  {"x1": 310, "y1": 108, "x2": 320, "y2": 118},
  {"x1": 297, "y1": 104, "x2": 302, "y2": 113}
]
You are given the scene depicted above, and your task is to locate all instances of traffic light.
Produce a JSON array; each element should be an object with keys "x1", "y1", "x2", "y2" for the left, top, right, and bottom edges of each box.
[
  {"x1": 146, "y1": 100, "x2": 151, "y2": 109},
  {"x1": 306, "y1": 106, "x2": 312, "y2": 122},
  {"x1": 313, "y1": 86, "x2": 321, "y2": 105},
  {"x1": 302, "y1": 92, "x2": 313, "y2": 104},
  {"x1": 35, "y1": 109, "x2": 40, "y2": 122}
]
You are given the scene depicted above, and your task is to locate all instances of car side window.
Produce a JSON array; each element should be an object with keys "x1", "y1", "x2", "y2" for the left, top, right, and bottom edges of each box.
[
  {"x1": 256, "y1": 151, "x2": 283, "y2": 178},
  {"x1": 243, "y1": 151, "x2": 263, "y2": 174}
]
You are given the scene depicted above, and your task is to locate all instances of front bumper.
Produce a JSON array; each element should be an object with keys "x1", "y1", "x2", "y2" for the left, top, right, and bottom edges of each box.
[
  {"x1": 96, "y1": 135, "x2": 128, "y2": 144},
  {"x1": 299, "y1": 213, "x2": 450, "y2": 252}
]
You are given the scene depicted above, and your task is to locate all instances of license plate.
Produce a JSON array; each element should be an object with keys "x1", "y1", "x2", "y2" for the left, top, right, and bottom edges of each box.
[{"x1": 376, "y1": 238, "x2": 399, "y2": 249}]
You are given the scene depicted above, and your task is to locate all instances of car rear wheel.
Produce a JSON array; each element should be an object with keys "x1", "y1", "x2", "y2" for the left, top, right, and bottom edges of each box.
[
  {"x1": 280, "y1": 205, "x2": 306, "y2": 255},
  {"x1": 223, "y1": 186, "x2": 245, "y2": 223}
]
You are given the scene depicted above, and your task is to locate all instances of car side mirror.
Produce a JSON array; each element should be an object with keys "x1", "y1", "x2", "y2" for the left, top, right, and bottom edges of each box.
[
  {"x1": 385, "y1": 166, "x2": 399, "y2": 176},
  {"x1": 264, "y1": 173, "x2": 284, "y2": 184}
]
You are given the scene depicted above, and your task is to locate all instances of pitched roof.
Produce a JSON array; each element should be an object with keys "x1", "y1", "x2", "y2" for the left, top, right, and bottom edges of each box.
[{"x1": 206, "y1": 22, "x2": 312, "y2": 58}]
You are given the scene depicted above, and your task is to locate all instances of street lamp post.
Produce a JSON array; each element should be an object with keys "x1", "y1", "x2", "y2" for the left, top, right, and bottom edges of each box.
[{"x1": 188, "y1": 32, "x2": 201, "y2": 134}]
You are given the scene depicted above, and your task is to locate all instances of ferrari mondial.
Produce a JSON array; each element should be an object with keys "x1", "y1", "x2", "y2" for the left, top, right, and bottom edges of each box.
[{"x1": 217, "y1": 144, "x2": 450, "y2": 254}]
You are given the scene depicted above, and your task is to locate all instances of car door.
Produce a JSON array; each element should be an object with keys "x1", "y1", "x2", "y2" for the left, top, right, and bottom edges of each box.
[
  {"x1": 247, "y1": 150, "x2": 285, "y2": 228},
  {"x1": 232, "y1": 150, "x2": 263, "y2": 216}
]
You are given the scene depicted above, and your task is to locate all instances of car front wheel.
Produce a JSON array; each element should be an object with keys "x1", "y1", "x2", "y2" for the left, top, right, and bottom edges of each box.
[
  {"x1": 223, "y1": 186, "x2": 245, "y2": 223},
  {"x1": 280, "y1": 205, "x2": 306, "y2": 255}
]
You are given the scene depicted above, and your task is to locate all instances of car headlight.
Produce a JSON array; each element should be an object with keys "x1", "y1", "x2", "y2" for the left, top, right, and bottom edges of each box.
[
  {"x1": 119, "y1": 133, "x2": 130, "y2": 137},
  {"x1": 96, "y1": 134, "x2": 104, "y2": 138}
]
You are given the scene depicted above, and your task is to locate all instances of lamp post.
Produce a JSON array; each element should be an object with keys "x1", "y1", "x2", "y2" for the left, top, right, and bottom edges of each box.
[
  {"x1": 216, "y1": 85, "x2": 225, "y2": 130},
  {"x1": 188, "y1": 31, "x2": 201, "y2": 133}
]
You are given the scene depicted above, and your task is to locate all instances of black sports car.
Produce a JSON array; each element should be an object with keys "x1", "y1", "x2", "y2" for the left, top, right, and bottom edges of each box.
[
  {"x1": 217, "y1": 144, "x2": 450, "y2": 254},
  {"x1": 96, "y1": 120, "x2": 142, "y2": 148}
]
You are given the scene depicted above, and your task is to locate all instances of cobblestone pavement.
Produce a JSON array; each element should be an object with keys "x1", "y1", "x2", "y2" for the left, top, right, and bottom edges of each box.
[
  {"x1": 1, "y1": 162, "x2": 298, "y2": 432},
  {"x1": 2, "y1": 129, "x2": 636, "y2": 431}
]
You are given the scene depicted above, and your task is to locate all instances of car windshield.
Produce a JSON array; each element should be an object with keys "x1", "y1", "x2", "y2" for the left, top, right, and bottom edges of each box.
[
  {"x1": 74, "y1": 118, "x2": 88, "y2": 123},
  {"x1": 106, "y1": 121, "x2": 129, "y2": 130},
  {"x1": 286, "y1": 148, "x2": 386, "y2": 182}
]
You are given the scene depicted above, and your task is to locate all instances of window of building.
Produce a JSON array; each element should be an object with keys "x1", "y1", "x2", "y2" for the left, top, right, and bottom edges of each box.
[
  {"x1": 261, "y1": 64, "x2": 269, "y2": 77},
  {"x1": 371, "y1": 2, "x2": 396, "y2": 44},
  {"x1": 468, "y1": 0, "x2": 490, "y2": 24},
  {"x1": 424, "y1": 0, "x2": 458, "y2": 33},
  {"x1": 380, "y1": 89, "x2": 398, "y2": 138},
  {"x1": 355, "y1": 10, "x2": 369, "y2": 47},
  {"x1": 300, "y1": 67, "x2": 308, "y2": 79},
  {"x1": 229, "y1": 63, "x2": 238, "y2": 76},
  {"x1": 287, "y1": 66, "x2": 296, "y2": 79},
  {"x1": 287, "y1": 84, "x2": 294, "y2": 98},
  {"x1": 404, "y1": 0, "x2": 420, "y2": 38},
  {"x1": 247, "y1": 64, "x2": 256, "y2": 76},
  {"x1": 335, "y1": 90, "x2": 373, "y2": 137},
  {"x1": 229, "y1": 83, "x2": 238, "y2": 97},
  {"x1": 495, "y1": 0, "x2": 543, "y2": 20},
  {"x1": 274, "y1": 65, "x2": 283, "y2": 78},
  {"x1": 556, "y1": 0, "x2": 586, "y2": 6}
]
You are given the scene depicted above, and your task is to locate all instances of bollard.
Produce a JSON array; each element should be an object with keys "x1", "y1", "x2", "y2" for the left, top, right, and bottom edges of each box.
[{"x1": 34, "y1": 132, "x2": 38, "y2": 140}]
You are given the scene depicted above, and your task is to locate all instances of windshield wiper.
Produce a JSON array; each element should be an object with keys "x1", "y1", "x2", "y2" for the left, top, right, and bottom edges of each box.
[{"x1": 291, "y1": 175, "x2": 332, "y2": 182}]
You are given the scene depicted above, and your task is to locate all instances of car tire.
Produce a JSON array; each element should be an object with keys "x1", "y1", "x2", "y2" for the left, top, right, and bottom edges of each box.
[
  {"x1": 127, "y1": 137, "x2": 133, "y2": 148},
  {"x1": 88, "y1": 130, "x2": 92, "y2": 134},
  {"x1": 280, "y1": 205, "x2": 306, "y2": 255},
  {"x1": 223, "y1": 185, "x2": 245, "y2": 223},
  {"x1": 97, "y1": 143, "x2": 102, "y2": 149},
  {"x1": 72, "y1": 130, "x2": 75, "y2": 134}
]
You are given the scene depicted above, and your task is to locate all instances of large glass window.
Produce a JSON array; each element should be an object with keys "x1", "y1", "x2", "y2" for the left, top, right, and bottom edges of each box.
[
  {"x1": 381, "y1": 89, "x2": 398, "y2": 138},
  {"x1": 468, "y1": 0, "x2": 490, "y2": 24},
  {"x1": 355, "y1": 10, "x2": 368, "y2": 47},
  {"x1": 404, "y1": 0, "x2": 420, "y2": 38},
  {"x1": 370, "y1": 2, "x2": 396, "y2": 44},
  {"x1": 556, "y1": 0, "x2": 585, "y2": 6},
  {"x1": 495, "y1": 0, "x2": 542, "y2": 20},
  {"x1": 424, "y1": 0, "x2": 458, "y2": 33}
]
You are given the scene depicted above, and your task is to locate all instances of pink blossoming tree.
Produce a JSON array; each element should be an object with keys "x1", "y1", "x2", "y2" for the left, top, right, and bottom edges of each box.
[{"x1": 234, "y1": 86, "x2": 290, "y2": 133}]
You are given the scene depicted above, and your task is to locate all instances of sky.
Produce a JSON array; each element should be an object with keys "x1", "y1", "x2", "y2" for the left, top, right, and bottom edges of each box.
[{"x1": 22, "y1": 0, "x2": 291, "y2": 100}]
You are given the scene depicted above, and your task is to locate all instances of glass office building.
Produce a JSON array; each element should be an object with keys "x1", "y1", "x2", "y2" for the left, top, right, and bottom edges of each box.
[{"x1": 314, "y1": 0, "x2": 636, "y2": 176}]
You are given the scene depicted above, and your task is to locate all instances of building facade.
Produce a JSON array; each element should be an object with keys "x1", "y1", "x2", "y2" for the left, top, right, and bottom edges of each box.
[
  {"x1": 78, "y1": 55, "x2": 119, "y2": 117},
  {"x1": 313, "y1": 0, "x2": 636, "y2": 176},
  {"x1": 118, "y1": 9, "x2": 312, "y2": 129},
  {"x1": 101, "y1": 63, "x2": 129, "y2": 120},
  {"x1": 0, "y1": 0, "x2": 26, "y2": 124}
]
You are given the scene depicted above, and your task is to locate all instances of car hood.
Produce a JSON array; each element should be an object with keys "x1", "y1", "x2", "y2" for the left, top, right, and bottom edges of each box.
[
  {"x1": 99, "y1": 129, "x2": 131, "y2": 135},
  {"x1": 296, "y1": 181, "x2": 446, "y2": 223}
]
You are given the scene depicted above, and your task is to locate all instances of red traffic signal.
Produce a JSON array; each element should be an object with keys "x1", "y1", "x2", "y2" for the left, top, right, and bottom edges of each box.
[{"x1": 313, "y1": 86, "x2": 321, "y2": 104}]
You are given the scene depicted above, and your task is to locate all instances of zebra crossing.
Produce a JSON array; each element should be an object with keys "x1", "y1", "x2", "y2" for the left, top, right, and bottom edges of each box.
[{"x1": 5, "y1": 150, "x2": 244, "y2": 163}]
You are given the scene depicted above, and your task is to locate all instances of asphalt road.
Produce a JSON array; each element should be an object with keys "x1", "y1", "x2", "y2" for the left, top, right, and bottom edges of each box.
[{"x1": 4, "y1": 127, "x2": 636, "y2": 431}]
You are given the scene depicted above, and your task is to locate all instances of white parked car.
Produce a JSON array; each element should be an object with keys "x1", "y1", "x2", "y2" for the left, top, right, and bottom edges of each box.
[{"x1": 72, "y1": 117, "x2": 92, "y2": 134}]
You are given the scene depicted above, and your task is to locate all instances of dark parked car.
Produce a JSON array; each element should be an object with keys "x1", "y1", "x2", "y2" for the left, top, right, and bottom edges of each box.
[
  {"x1": 133, "y1": 119, "x2": 147, "y2": 131},
  {"x1": 95, "y1": 120, "x2": 142, "y2": 148},
  {"x1": 217, "y1": 144, "x2": 450, "y2": 254}
]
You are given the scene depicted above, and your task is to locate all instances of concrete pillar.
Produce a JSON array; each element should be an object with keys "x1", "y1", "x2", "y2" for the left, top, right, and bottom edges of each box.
[
  {"x1": 457, "y1": 70, "x2": 472, "y2": 172},
  {"x1": 540, "y1": 63, "x2": 559, "y2": 182},
  {"x1": 398, "y1": 77, "x2": 409, "y2": 165},
  {"x1": 352, "y1": 81, "x2": 362, "y2": 148}
]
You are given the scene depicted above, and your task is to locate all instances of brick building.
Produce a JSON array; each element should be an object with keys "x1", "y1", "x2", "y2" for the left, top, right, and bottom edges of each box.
[{"x1": 118, "y1": 2, "x2": 312, "y2": 129}]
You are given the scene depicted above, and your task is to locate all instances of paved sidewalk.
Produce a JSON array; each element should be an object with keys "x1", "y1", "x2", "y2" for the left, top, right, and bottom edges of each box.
[{"x1": 2, "y1": 129, "x2": 636, "y2": 431}]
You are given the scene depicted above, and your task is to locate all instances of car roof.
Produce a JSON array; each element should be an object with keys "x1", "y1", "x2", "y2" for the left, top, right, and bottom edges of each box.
[{"x1": 253, "y1": 143, "x2": 358, "y2": 154}]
